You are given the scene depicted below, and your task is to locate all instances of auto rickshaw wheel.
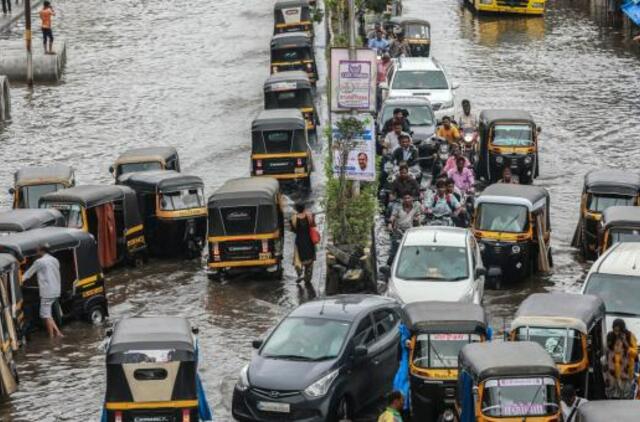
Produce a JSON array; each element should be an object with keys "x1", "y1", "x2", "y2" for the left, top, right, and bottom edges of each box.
[{"x1": 87, "y1": 304, "x2": 106, "y2": 325}]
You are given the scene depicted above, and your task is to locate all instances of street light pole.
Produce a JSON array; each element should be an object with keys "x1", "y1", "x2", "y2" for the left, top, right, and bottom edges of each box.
[{"x1": 24, "y1": 0, "x2": 33, "y2": 87}]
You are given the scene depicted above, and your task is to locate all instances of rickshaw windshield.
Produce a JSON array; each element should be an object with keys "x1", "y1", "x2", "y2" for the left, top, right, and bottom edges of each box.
[
  {"x1": 43, "y1": 203, "x2": 83, "y2": 229},
  {"x1": 118, "y1": 161, "x2": 163, "y2": 176},
  {"x1": 587, "y1": 194, "x2": 634, "y2": 212},
  {"x1": 272, "y1": 48, "x2": 312, "y2": 62},
  {"x1": 476, "y1": 203, "x2": 528, "y2": 233},
  {"x1": 609, "y1": 228, "x2": 640, "y2": 244},
  {"x1": 413, "y1": 333, "x2": 481, "y2": 369},
  {"x1": 265, "y1": 89, "x2": 313, "y2": 109},
  {"x1": 584, "y1": 273, "x2": 640, "y2": 317},
  {"x1": 381, "y1": 105, "x2": 434, "y2": 126},
  {"x1": 405, "y1": 24, "x2": 430, "y2": 38},
  {"x1": 491, "y1": 124, "x2": 533, "y2": 147},
  {"x1": 160, "y1": 188, "x2": 205, "y2": 211},
  {"x1": 515, "y1": 327, "x2": 583, "y2": 364},
  {"x1": 481, "y1": 377, "x2": 559, "y2": 417},
  {"x1": 19, "y1": 184, "x2": 64, "y2": 208},
  {"x1": 395, "y1": 245, "x2": 468, "y2": 281}
]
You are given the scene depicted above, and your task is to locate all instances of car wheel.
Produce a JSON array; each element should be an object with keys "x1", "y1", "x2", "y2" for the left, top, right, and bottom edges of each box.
[
  {"x1": 333, "y1": 396, "x2": 352, "y2": 422},
  {"x1": 87, "y1": 304, "x2": 106, "y2": 325}
]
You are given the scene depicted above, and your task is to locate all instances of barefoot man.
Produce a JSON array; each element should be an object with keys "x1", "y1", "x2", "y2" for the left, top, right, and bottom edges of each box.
[
  {"x1": 39, "y1": 1, "x2": 56, "y2": 54},
  {"x1": 23, "y1": 245, "x2": 63, "y2": 338}
]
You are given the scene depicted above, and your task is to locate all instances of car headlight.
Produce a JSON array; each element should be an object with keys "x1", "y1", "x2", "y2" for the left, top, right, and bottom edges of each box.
[
  {"x1": 495, "y1": 156, "x2": 504, "y2": 164},
  {"x1": 524, "y1": 156, "x2": 532, "y2": 165},
  {"x1": 237, "y1": 364, "x2": 250, "y2": 391},
  {"x1": 304, "y1": 369, "x2": 340, "y2": 398}
]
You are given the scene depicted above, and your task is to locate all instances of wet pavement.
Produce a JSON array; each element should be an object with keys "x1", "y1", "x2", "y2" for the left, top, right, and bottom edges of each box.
[{"x1": 0, "y1": 0, "x2": 640, "y2": 420}]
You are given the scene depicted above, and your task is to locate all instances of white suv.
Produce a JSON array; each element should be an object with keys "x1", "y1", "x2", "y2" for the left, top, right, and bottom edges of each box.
[
  {"x1": 383, "y1": 57, "x2": 458, "y2": 120},
  {"x1": 386, "y1": 227, "x2": 485, "y2": 305}
]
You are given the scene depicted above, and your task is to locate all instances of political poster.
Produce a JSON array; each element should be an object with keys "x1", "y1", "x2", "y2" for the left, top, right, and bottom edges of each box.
[{"x1": 331, "y1": 113, "x2": 376, "y2": 182}]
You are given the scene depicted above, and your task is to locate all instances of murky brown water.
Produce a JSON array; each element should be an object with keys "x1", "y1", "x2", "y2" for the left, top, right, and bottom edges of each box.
[{"x1": 0, "y1": 0, "x2": 639, "y2": 420}]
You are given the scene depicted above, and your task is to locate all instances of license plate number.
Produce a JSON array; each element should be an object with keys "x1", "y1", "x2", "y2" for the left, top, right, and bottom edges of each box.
[
  {"x1": 257, "y1": 401, "x2": 290, "y2": 413},
  {"x1": 259, "y1": 252, "x2": 272, "y2": 260}
]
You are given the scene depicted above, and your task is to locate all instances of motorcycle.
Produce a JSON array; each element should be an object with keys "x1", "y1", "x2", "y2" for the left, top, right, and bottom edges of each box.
[{"x1": 460, "y1": 127, "x2": 478, "y2": 164}]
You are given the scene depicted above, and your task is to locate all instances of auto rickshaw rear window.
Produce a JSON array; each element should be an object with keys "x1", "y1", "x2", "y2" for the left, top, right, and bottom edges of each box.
[
  {"x1": 587, "y1": 194, "x2": 634, "y2": 212},
  {"x1": 121, "y1": 349, "x2": 178, "y2": 364},
  {"x1": 42, "y1": 203, "x2": 83, "y2": 229},
  {"x1": 265, "y1": 89, "x2": 313, "y2": 109},
  {"x1": 515, "y1": 327, "x2": 582, "y2": 364},
  {"x1": 392, "y1": 71, "x2": 448, "y2": 90},
  {"x1": 20, "y1": 183, "x2": 64, "y2": 208},
  {"x1": 118, "y1": 161, "x2": 163, "y2": 176},
  {"x1": 160, "y1": 189, "x2": 204, "y2": 211},
  {"x1": 481, "y1": 377, "x2": 558, "y2": 417},
  {"x1": 133, "y1": 368, "x2": 168, "y2": 381},
  {"x1": 220, "y1": 207, "x2": 257, "y2": 235},
  {"x1": 491, "y1": 124, "x2": 533, "y2": 146},
  {"x1": 476, "y1": 203, "x2": 529, "y2": 233},
  {"x1": 263, "y1": 131, "x2": 293, "y2": 153},
  {"x1": 395, "y1": 246, "x2": 469, "y2": 281},
  {"x1": 272, "y1": 48, "x2": 311, "y2": 62},
  {"x1": 414, "y1": 333, "x2": 481, "y2": 369}
]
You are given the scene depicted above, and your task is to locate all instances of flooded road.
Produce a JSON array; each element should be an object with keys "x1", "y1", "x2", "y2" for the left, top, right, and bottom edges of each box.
[{"x1": 0, "y1": 0, "x2": 639, "y2": 419}]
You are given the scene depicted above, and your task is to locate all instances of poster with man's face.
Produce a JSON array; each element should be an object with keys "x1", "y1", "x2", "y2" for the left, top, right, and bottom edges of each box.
[{"x1": 331, "y1": 113, "x2": 376, "y2": 182}]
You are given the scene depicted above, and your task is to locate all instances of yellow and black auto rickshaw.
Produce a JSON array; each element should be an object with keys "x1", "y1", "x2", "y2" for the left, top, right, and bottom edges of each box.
[
  {"x1": 207, "y1": 177, "x2": 284, "y2": 280},
  {"x1": 598, "y1": 206, "x2": 640, "y2": 255},
  {"x1": 388, "y1": 16, "x2": 431, "y2": 57},
  {"x1": 510, "y1": 293, "x2": 607, "y2": 400},
  {"x1": 0, "y1": 209, "x2": 65, "y2": 234},
  {"x1": 0, "y1": 227, "x2": 108, "y2": 325},
  {"x1": 572, "y1": 170, "x2": 640, "y2": 260},
  {"x1": 473, "y1": 183, "x2": 552, "y2": 288},
  {"x1": 110, "y1": 146, "x2": 181, "y2": 181},
  {"x1": 456, "y1": 341, "x2": 561, "y2": 421},
  {"x1": 576, "y1": 400, "x2": 640, "y2": 422},
  {"x1": 264, "y1": 71, "x2": 318, "y2": 138},
  {"x1": 102, "y1": 317, "x2": 212, "y2": 422},
  {"x1": 251, "y1": 109, "x2": 312, "y2": 190},
  {"x1": 273, "y1": 0, "x2": 313, "y2": 36},
  {"x1": 11, "y1": 164, "x2": 75, "y2": 209},
  {"x1": 39, "y1": 185, "x2": 147, "y2": 270},
  {"x1": 476, "y1": 110, "x2": 539, "y2": 185},
  {"x1": 403, "y1": 301, "x2": 490, "y2": 421},
  {"x1": 119, "y1": 170, "x2": 208, "y2": 258},
  {"x1": 271, "y1": 32, "x2": 317, "y2": 83},
  {"x1": 0, "y1": 253, "x2": 20, "y2": 398},
  {"x1": 465, "y1": 0, "x2": 546, "y2": 15}
]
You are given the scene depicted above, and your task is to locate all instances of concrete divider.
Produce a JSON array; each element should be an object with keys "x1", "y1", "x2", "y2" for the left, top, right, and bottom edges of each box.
[
  {"x1": 0, "y1": 39, "x2": 67, "y2": 83},
  {"x1": 0, "y1": 76, "x2": 9, "y2": 121}
]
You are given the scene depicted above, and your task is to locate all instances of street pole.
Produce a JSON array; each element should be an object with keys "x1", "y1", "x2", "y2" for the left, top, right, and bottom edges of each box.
[
  {"x1": 348, "y1": 0, "x2": 360, "y2": 196},
  {"x1": 24, "y1": 0, "x2": 33, "y2": 87}
]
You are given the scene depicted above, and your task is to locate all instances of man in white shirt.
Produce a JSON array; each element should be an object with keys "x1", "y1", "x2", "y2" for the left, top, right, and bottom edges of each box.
[
  {"x1": 561, "y1": 384, "x2": 587, "y2": 422},
  {"x1": 24, "y1": 245, "x2": 63, "y2": 338}
]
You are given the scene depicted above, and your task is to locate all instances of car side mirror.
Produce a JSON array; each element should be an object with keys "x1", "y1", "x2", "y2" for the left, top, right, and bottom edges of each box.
[
  {"x1": 475, "y1": 267, "x2": 486, "y2": 278},
  {"x1": 380, "y1": 266, "x2": 391, "y2": 281},
  {"x1": 452, "y1": 81, "x2": 460, "y2": 90},
  {"x1": 8, "y1": 188, "x2": 15, "y2": 195},
  {"x1": 354, "y1": 345, "x2": 368, "y2": 358},
  {"x1": 252, "y1": 339, "x2": 263, "y2": 350}
]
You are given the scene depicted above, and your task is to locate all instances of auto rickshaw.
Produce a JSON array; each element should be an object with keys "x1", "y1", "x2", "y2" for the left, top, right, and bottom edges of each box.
[
  {"x1": 118, "y1": 170, "x2": 207, "y2": 258},
  {"x1": 273, "y1": 0, "x2": 313, "y2": 36},
  {"x1": 270, "y1": 32, "x2": 317, "y2": 83},
  {"x1": 510, "y1": 293, "x2": 607, "y2": 400},
  {"x1": 264, "y1": 71, "x2": 318, "y2": 137},
  {"x1": 39, "y1": 185, "x2": 147, "y2": 270},
  {"x1": 572, "y1": 170, "x2": 640, "y2": 260},
  {"x1": 388, "y1": 16, "x2": 431, "y2": 57},
  {"x1": 207, "y1": 177, "x2": 284, "y2": 280},
  {"x1": 11, "y1": 164, "x2": 75, "y2": 209},
  {"x1": 251, "y1": 109, "x2": 312, "y2": 190},
  {"x1": 576, "y1": 400, "x2": 640, "y2": 422},
  {"x1": 456, "y1": 342, "x2": 561, "y2": 421},
  {"x1": 476, "y1": 110, "x2": 539, "y2": 184},
  {"x1": 0, "y1": 227, "x2": 108, "y2": 325},
  {"x1": 102, "y1": 317, "x2": 212, "y2": 422},
  {"x1": 473, "y1": 183, "x2": 552, "y2": 288},
  {"x1": 0, "y1": 255, "x2": 19, "y2": 398},
  {"x1": 110, "y1": 146, "x2": 180, "y2": 181},
  {"x1": 598, "y1": 206, "x2": 640, "y2": 255},
  {"x1": 0, "y1": 209, "x2": 65, "y2": 234},
  {"x1": 403, "y1": 301, "x2": 490, "y2": 421}
]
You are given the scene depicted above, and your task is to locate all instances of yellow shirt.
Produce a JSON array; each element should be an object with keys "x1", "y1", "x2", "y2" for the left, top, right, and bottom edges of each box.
[{"x1": 437, "y1": 125, "x2": 460, "y2": 144}]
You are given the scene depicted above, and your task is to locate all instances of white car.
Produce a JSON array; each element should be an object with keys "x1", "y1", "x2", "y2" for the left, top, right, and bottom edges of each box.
[
  {"x1": 386, "y1": 227, "x2": 485, "y2": 304},
  {"x1": 581, "y1": 242, "x2": 640, "y2": 346},
  {"x1": 382, "y1": 57, "x2": 458, "y2": 120}
]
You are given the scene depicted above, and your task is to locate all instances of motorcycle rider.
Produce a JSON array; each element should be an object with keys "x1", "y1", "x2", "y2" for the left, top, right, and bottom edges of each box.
[
  {"x1": 424, "y1": 179, "x2": 463, "y2": 223},
  {"x1": 392, "y1": 134, "x2": 418, "y2": 167},
  {"x1": 387, "y1": 193, "x2": 422, "y2": 265},
  {"x1": 447, "y1": 155, "x2": 475, "y2": 195},
  {"x1": 436, "y1": 116, "x2": 462, "y2": 146},
  {"x1": 383, "y1": 108, "x2": 411, "y2": 134},
  {"x1": 442, "y1": 145, "x2": 471, "y2": 174},
  {"x1": 368, "y1": 28, "x2": 390, "y2": 54},
  {"x1": 390, "y1": 162, "x2": 421, "y2": 202},
  {"x1": 388, "y1": 31, "x2": 411, "y2": 58},
  {"x1": 383, "y1": 120, "x2": 409, "y2": 153},
  {"x1": 457, "y1": 99, "x2": 478, "y2": 133}
]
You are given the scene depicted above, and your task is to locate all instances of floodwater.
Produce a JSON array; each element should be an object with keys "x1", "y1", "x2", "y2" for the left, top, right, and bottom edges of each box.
[{"x1": 0, "y1": 0, "x2": 639, "y2": 419}]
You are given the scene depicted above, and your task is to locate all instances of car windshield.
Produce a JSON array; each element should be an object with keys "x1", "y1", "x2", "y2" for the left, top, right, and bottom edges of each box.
[
  {"x1": 261, "y1": 317, "x2": 351, "y2": 361},
  {"x1": 265, "y1": 89, "x2": 313, "y2": 109},
  {"x1": 19, "y1": 184, "x2": 63, "y2": 208},
  {"x1": 381, "y1": 104, "x2": 434, "y2": 126},
  {"x1": 272, "y1": 48, "x2": 311, "y2": 62},
  {"x1": 160, "y1": 188, "x2": 205, "y2": 211},
  {"x1": 609, "y1": 229, "x2": 640, "y2": 244},
  {"x1": 118, "y1": 161, "x2": 163, "y2": 176},
  {"x1": 587, "y1": 194, "x2": 634, "y2": 212},
  {"x1": 476, "y1": 203, "x2": 528, "y2": 233},
  {"x1": 392, "y1": 70, "x2": 449, "y2": 90},
  {"x1": 43, "y1": 203, "x2": 83, "y2": 228},
  {"x1": 515, "y1": 327, "x2": 583, "y2": 364},
  {"x1": 492, "y1": 124, "x2": 533, "y2": 147},
  {"x1": 405, "y1": 24, "x2": 430, "y2": 38},
  {"x1": 584, "y1": 273, "x2": 640, "y2": 316},
  {"x1": 482, "y1": 377, "x2": 559, "y2": 417},
  {"x1": 395, "y1": 245, "x2": 469, "y2": 281},
  {"x1": 414, "y1": 333, "x2": 481, "y2": 368}
]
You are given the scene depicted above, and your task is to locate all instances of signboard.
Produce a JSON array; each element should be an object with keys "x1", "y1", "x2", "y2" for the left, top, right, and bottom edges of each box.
[
  {"x1": 331, "y1": 113, "x2": 376, "y2": 182},
  {"x1": 330, "y1": 48, "x2": 377, "y2": 113}
]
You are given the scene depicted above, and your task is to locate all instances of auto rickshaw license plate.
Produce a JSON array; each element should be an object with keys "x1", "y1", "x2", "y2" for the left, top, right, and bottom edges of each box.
[
  {"x1": 258, "y1": 401, "x2": 290, "y2": 413},
  {"x1": 259, "y1": 252, "x2": 272, "y2": 260}
]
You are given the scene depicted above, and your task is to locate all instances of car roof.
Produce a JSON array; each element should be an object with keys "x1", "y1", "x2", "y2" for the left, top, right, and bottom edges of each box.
[
  {"x1": 289, "y1": 294, "x2": 397, "y2": 322},
  {"x1": 402, "y1": 226, "x2": 469, "y2": 248},
  {"x1": 108, "y1": 317, "x2": 194, "y2": 354},
  {"x1": 576, "y1": 400, "x2": 640, "y2": 421},
  {"x1": 396, "y1": 57, "x2": 441, "y2": 71},
  {"x1": 591, "y1": 242, "x2": 640, "y2": 276}
]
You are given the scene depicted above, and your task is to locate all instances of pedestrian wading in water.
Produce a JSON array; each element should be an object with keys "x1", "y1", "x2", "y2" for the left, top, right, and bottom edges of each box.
[
  {"x1": 290, "y1": 202, "x2": 318, "y2": 283},
  {"x1": 40, "y1": 1, "x2": 56, "y2": 55},
  {"x1": 23, "y1": 245, "x2": 63, "y2": 338}
]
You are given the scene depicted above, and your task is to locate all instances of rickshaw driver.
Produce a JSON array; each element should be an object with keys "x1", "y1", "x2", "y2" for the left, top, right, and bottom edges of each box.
[
  {"x1": 490, "y1": 213, "x2": 522, "y2": 232},
  {"x1": 436, "y1": 116, "x2": 462, "y2": 146}
]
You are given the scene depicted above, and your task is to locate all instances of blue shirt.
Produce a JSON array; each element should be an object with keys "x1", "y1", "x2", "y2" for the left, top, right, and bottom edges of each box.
[{"x1": 368, "y1": 37, "x2": 389, "y2": 51}]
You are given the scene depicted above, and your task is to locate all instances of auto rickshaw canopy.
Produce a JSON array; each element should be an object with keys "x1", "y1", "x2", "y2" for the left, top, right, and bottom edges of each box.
[
  {"x1": 388, "y1": 16, "x2": 431, "y2": 38},
  {"x1": 0, "y1": 209, "x2": 65, "y2": 232},
  {"x1": 479, "y1": 109, "x2": 535, "y2": 128},
  {"x1": 476, "y1": 183, "x2": 549, "y2": 213},
  {"x1": 601, "y1": 205, "x2": 640, "y2": 230},
  {"x1": 251, "y1": 109, "x2": 307, "y2": 154},
  {"x1": 459, "y1": 341, "x2": 558, "y2": 381},
  {"x1": 118, "y1": 170, "x2": 204, "y2": 194},
  {"x1": 273, "y1": 0, "x2": 311, "y2": 21},
  {"x1": 403, "y1": 301, "x2": 488, "y2": 335},
  {"x1": 584, "y1": 169, "x2": 640, "y2": 196},
  {"x1": 511, "y1": 293, "x2": 605, "y2": 335},
  {"x1": 271, "y1": 31, "x2": 312, "y2": 51},
  {"x1": 0, "y1": 253, "x2": 18, "y2": 272},
  {"x1": 107, "y1": 316, "x2": 195, "y2": 356},
  {"x1": 113, "y1": 146, "x2": 179, "y2": 168},
  {"x1": 576, "y1": 400, "x2": 640, "y2": 422},
  {"x1": 14, "y1": 164, "x2": 75, "y2": 188},
  {"x1": 264, "y1": 71, "x2": 313, "y2": 93}
]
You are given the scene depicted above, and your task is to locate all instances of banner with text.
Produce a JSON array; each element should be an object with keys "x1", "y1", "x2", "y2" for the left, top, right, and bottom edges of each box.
[
  {"x1": 331, "y1": 113, "x2": 376, "y2": 182},
  {"x1": 330, "y1": 48, "x2": 377, "y2": 113}
]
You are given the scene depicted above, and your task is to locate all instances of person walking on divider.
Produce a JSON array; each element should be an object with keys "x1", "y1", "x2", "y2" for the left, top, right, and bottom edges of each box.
[
  {"x1": 290, "y1": 203, "x2": 318, "y2": 284},
  {"x1": 39, "y1": 1, "x2": 56, "y2": 54}
]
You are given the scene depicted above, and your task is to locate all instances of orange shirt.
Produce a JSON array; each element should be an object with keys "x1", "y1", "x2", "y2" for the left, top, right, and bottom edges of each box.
[
  {"x1": 40, "y1": 8, "x2": 54, "y2": 29},
  {"x1": 437, "y1": 125, "x2": 460, "y2": 144}
]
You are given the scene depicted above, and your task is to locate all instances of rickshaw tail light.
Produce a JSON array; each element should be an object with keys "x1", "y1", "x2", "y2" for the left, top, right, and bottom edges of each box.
[
  {"x1": 182, "y1": 409, "x2": 191, "y2": 422},
  {"x1": 256, "y1": 160, "x2": 263, "y2": 168},
  {"x1": 114, "y1": 411, "x2": 123, "y2": 422},
  {"x1": 306, "y1": 63, "x2": 313, "y2": 71},
  {"x1": 212, "y1": 242, "x2": 220, "y2": 257},
  {"x1": 296, "y1": 158, "x2": 303, "y2": 166},
  {"x1": 261, "y1": 239, "x2": 269, "y2": 253}
]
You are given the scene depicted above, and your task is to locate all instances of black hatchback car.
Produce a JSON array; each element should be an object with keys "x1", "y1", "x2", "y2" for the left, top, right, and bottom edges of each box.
[{"x1": 232, "y1": 294, "x2": 402, "y2": 421}]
